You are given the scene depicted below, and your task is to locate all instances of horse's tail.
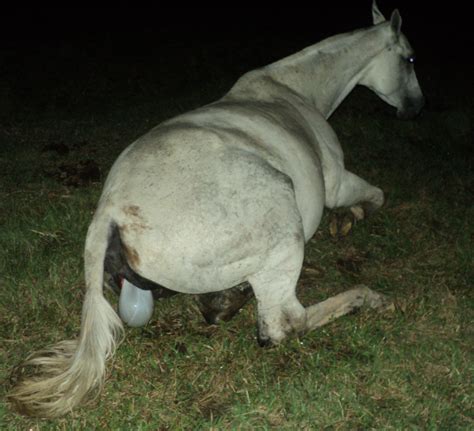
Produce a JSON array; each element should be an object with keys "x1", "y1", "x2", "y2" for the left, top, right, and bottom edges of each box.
[{"x1": 8, "y1": 210, "x2": 124, "y2": 418}]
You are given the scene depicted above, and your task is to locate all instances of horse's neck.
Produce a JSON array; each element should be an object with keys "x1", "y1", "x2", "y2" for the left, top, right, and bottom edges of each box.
[{"x1": 232, "y1": 26, "x2": 386, "y2": 119}]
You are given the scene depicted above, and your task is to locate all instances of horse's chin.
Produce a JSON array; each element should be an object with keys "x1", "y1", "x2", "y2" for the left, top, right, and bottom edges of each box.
[
  {"x1": 397, "y1": 108, "x2": 419, "y2": 120},
  {"x1": 397, "y1": 97, "x2": 425, "y2": 120}
]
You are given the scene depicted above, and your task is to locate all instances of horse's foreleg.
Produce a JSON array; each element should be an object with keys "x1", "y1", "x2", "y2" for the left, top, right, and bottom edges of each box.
[
  {"x1": 248, "y1": 235, "x2": 307, "y2": 346},
  {"x1": 327, "y1": 170, "x2": 384, "y2": 237},
  {"x1": 334, "y1": 170, "x2": 384, "y2": 218}
]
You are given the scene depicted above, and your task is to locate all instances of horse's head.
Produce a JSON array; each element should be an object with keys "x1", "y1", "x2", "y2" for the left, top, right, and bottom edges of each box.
[{"x1": 360, "y1": 2, "x2": 424, "y2": 119}]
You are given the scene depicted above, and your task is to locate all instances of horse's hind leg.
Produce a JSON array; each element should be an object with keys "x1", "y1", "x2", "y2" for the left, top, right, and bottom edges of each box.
[
  {"x1": 248, "y1": 235, "x2": 307, "y2": 346},
  {"x1": 195, "y1": 283, "x2": 254, "y2": 324},
  {"x1": 247, "y1": 231, "x2": 391, "y2": 345},
  {"x1": 304, "y1": 285, "x2": 391, "y2": 330}
]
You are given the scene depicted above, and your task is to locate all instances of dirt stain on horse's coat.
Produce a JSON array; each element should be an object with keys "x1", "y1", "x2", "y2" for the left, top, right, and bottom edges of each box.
[
  {"x1": 121, "y1": 205, "x2": 151, "y2": 233},
  {"x1": 119, "y1": 205, "x2": 150, "y2": 270},
  {"x1": 123, "y1": 205, "x2": 141, "y2": 218},
  {"x1": 123, "y1": 243, "x2": 141, "y2": 269}
]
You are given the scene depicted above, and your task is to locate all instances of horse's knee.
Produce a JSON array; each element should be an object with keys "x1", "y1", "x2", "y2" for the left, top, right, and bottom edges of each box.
[{"x1": 365, "y1": 187, "x2": 385, "y2": 213}]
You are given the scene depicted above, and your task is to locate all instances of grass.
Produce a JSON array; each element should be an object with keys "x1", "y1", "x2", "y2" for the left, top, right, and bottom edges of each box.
[{"x1": 1, "y1": 28, "x2": 473, "y2": 430}]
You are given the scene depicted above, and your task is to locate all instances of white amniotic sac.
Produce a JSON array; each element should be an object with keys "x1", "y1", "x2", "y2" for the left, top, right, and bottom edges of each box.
[{"x1": 119, "y1": 279, "x2": 154, "y2": 327}]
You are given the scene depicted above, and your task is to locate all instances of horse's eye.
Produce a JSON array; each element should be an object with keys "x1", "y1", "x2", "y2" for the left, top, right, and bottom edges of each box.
[{"x1": 407, "y1": 56, "x2": 415, "y2": 64}]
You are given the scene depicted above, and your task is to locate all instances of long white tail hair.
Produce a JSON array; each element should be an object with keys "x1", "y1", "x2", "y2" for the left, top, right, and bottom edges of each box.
[{"x1": 8, "y1": 212, "x2": 124, "y2": 418}]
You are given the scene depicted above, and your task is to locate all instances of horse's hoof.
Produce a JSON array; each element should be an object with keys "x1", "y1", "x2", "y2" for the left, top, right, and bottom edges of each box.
[
  {"x1": 350, "y1": 205, "x2": 365, "y2": 221},
  {"x1": 256, "y1": 334, "x2": 273, "y2": 348},
  {"x1": 329, "y1": 211, "x2": 355, "y2": 238},
  {"x1": 358, "y1": 285, "x2": 394, "y2": 312}
]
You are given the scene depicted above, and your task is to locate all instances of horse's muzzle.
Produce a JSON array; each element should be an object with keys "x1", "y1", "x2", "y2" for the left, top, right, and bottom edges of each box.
[{"x1": 397, "y1": 96, "x2": 425, "y2": 120}]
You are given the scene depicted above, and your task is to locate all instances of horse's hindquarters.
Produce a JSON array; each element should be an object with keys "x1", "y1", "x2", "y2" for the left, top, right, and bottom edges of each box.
[{"x1": 104, "y1": 145, "x2": 306, "y2": 295}]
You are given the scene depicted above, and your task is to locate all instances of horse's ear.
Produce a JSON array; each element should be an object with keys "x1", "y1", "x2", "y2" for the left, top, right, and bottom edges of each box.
[
  {"x1": 390, "y1": 9, "x2": 402, "y2": 38},
  {"x1": 372, "y1": 0, "x2": 386, "y2": 25}
]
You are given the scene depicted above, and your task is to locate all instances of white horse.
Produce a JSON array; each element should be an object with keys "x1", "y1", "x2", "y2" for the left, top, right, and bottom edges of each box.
[{"x1": 9, "y1": 2, "x2": 423, "y2": 417}]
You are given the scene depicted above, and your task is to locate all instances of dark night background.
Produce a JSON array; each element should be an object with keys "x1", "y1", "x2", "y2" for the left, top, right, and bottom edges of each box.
[
  {"x1": 2, "y1": 3, "x2": 472, "y2": 62},
  {"x1": 0, "y1": 2, "x2": 472, "y2": 117},
  {"x1": 0, "y1": 1, "x2": 472, "y2": 186},
  {"x1": 1, "y1": 2, "x2": 471, "y2": 52}
]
